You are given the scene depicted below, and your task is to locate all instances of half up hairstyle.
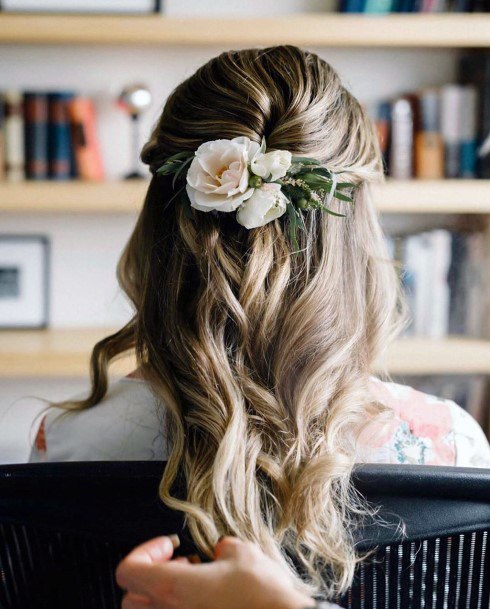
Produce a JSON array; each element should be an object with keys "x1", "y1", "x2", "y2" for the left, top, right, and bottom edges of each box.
[{"x1": 52, "y1": 46, "x2": 403, "y2": 598}]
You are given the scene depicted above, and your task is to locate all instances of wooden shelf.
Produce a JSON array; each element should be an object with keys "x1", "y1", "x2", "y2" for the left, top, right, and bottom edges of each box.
[
  {"x1": 0, "y1": 14, "x2": 489, "y2": 48},
  {"x1": 372, "y1": 180, "x2": 490, "y2": 214},
  {"x1": 378, "y1": 337, "x2": 490, "y2": 375},
  {"x1": 0, "y1": 328, "x2": 135, "y2": 378},
  {"x1": 1, "y1": 179, "x2": 489, "y2": 215},
  {"x1": 0, "y1": 180, "x2": 148, "y2": 214},
  {"x1": 1, "y1": 329, "x2": 490, "y2": 377}
]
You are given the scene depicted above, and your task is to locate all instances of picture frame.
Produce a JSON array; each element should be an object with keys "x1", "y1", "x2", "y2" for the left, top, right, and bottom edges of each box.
[{"x1": 0, "y1": 235, "x2": 50, "y2": 329}]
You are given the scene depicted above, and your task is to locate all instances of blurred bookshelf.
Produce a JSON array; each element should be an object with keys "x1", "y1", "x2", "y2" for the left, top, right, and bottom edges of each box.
[
  {"x1": 0, "y1": 13, "x2": 489, "y2": 48},
  {"x1": 1, "y1": 179, "x2": 490, "y2": 214},
  {"x1": 2, "y1": 329, "x2": 489, "y2": 378},
  {"x1": 1, "y1": 9, "x2": 490, "y2": 428}
]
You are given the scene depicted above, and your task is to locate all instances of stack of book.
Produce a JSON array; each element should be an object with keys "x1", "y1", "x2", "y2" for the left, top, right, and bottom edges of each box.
[
  {"x1": 0, "y1": 91, "x2": 104, "y2": 181},
  {"x1": 0, "y1": 0, "x2": 159, "y2": 13},
  {"x1": 372, "y1": 51, "x2": 490, "y2": 180},
  {"x1": 339, "y1": 0, "x2": 487, "y2": 12},
  {"x1": 386, "y1": 230, "x2": 489, "y2": 339}
]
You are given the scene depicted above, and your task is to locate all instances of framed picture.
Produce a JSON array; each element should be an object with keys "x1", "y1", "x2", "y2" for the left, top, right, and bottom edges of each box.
[{"x1": 0, "y1": 235, "x2": 50, "y2": 329}]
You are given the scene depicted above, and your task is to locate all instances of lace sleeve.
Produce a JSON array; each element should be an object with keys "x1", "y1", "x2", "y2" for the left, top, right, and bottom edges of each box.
[{"x1": 447, "y1": 402, "x2": 490, "y2": 468}]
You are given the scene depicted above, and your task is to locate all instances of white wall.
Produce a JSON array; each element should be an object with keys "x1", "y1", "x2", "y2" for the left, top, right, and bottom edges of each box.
[{"x1": 0, "y1": 21, "x2": 459, "y2": 459}]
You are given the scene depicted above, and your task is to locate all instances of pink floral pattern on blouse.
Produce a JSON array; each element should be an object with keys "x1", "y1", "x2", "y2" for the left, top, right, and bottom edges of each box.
[{"x1": 356, "y1": 378, "x2": 490, "y2": 468}]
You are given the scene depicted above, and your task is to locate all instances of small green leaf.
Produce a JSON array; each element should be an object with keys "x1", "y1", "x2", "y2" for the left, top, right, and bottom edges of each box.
[
  {"x1": 332, "y1": 191, "x2": 353, "y2": 203},
  {"x1": 172, "y1": 155, "x2": 193, "y2": 189},
  {"x1": 291, "y1": 156, "x2": 321, "y2": 165},
  {"x1": 320, "y1": 206, "x2": 346, "y2": 218},
  {"x1": 286, "y1": 200, "x2": 300, "y2": 253}
]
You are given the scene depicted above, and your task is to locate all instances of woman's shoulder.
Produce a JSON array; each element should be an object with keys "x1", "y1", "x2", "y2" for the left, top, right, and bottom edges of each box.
[
  {"x1": 29, "y1": 377, "x2": 169, "y2": 463},
  {"x1": 356, "y1": 377, "x2": 490, "y2": 468}
]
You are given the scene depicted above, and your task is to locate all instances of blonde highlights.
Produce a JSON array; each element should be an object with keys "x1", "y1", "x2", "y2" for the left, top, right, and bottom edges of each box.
[{"x1": 54, "y1": 46, "x2": 402, "y2": 598}]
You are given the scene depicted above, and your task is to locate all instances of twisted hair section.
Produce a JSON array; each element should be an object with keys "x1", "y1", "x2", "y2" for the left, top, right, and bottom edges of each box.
[{"x1": 50, "y1": 46, "x2": 404, "y2": 597}]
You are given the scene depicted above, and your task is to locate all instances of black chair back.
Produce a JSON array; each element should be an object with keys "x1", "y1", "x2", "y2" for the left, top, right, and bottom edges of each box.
[{"x1": 0, "y1": 462, "x2": 489, "y2": 609}]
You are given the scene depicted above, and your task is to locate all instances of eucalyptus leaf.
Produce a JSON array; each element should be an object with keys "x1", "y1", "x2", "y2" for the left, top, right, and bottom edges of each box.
[
  {"x1": 321, "y1": 206, "x2": 346, "y2": 217},
  {"x1": 332, "y1": 192, "x2": 353, "y2": 203},
  {"x1": 286, "y1": 200, "x2": 300, "y2": 253},
  {"x1": 291, "y1": 156, "x2": 321, "y2": 165},
  {"x1": 172, "y1": 155, "x2": 193, "y2": 189}
]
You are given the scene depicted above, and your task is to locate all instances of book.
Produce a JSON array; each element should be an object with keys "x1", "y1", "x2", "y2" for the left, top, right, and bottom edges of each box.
[
  {"x1": 4, "y1": 90, "x2": 24, "y2": 182},
  {"x1": 0, "y1": 0, "x2": 158, "y2": 13},
  {"x1": 364, "y1": 0, "x2": 393, "y2": 12},
  {"x1": 374, "y1": 102, "x2": 391, "y2": 173},
  {"x1": 67, "y1": 97, "x2": 104, "y2": 182},
  {"x1": 0, "y1": 94, "x2": 5, "y2": 181},
  {"x1": 403, "y1": 233, "x2": 434, "y2": 336},
  {"x1": 414, "y1": 88, "x2": 444, "y2": 179},
  {"x1": 459, "y1": 51, "x2": 490, "y2": 179},
  {"x1": 48, "y1": 92, "x2": 75, "y2": 180},
  {"x1": 427, "y1": 230, "x2": 451, "y2": 339},
  {"x1": 24, "y1": 92, "x2": 49, "y2": 180},
  {"x1": 389, "y1": 97, "x2": 414, "y2": 179},
  {"x1": 440, "y1": 85, "x2": 463, "y2": 178},
  {"x1": 464, "y1": 232, "x2": 486, "y2": 337},
  {"x1": 448, "y1": 232, "x2": 468, "y2": 335},
  {"x1": 342, "y1": 0, "x2": 366, "y2": 11},
  {"x1": 459, "y1": 85, "x2": 479, "y2": 178}
]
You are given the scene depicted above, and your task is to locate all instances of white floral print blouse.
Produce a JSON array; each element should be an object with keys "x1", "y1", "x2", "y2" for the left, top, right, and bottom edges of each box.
[{"x1": 29, "y1": 376, "x2": 490, "y2": 468}]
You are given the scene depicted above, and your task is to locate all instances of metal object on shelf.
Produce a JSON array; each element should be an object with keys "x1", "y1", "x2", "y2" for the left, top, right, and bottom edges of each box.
[{"x1": 118, "y1": 84, "x2": 152, "y2": 180}]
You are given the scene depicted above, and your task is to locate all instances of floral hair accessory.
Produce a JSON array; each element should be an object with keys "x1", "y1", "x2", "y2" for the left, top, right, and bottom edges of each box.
[{"x1": 156, "y1": 136, "x2": 356, "y2": 250}]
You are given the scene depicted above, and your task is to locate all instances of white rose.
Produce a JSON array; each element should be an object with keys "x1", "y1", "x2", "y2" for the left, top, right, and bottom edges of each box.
[
  {"x1": 236, "y1": 183, "x2": 288, "y2": 229},
  {"x1": 250, "y1": 149, "x2": 292, "y2": 182},
  {"x1": 186, "y1": 136, "x2": 261, "y2": 213}
]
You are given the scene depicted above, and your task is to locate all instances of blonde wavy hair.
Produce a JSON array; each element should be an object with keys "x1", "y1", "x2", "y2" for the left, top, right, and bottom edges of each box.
[{"x1": 53, "y1": 46, "x2": 402, "y2": 598}]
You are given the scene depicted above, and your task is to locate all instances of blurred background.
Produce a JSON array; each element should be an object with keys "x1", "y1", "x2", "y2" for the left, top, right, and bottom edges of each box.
[{"x1": 0, "y1": 0, "x2": 489, "y2": 462}]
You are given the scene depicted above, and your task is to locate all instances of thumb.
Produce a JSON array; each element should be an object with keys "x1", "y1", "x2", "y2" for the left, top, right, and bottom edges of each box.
[{"x1": 116, "y1": 536, "x2": 177, "y2": 593}]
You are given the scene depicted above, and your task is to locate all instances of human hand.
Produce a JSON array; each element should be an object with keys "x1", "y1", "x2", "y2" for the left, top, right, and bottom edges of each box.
[{"x1": 115, "y1": 535, "x2": 315, "y2": 609}]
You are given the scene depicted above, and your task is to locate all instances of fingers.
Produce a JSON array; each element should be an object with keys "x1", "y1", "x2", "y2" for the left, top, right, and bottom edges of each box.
[
  {"x1": 121, "y1": 591, "x2": 155, "y2": 609},
  {"x1": 116, "y1": 536, "x2": 178, "y2": 593}
]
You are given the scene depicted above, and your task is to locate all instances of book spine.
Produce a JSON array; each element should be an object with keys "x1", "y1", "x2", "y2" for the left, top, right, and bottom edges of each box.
[
  {"x1": 48, "y1": 92, "x2": 74, "y2": 180},
  {"x1": 364, "y1": 0, "x2": 393, "y2": 12},
  {"x1": 374, "y1": 102, "x2": 391, "y2": 173},
  {"x1": 459, "y1": 85, "x2": 479, "y2": 178},
  {"x1": 464, "y1": 233, "x2": 485, "y2": 337},
  {"x1": 67, "y1": 97, "x2": 104, "y2": 182},
  {"x1": 389, "y1": 97, "x2": 414, "y2": 179},
  {"x1": 4, "y1": 90, "x2": 25, "y2": 182},
  {"x1": 343, "y1": 0, "x2": 366, "y2": 12},
  {"x1": 24, "y1": 92, "x2": 49, "y2": 180},
  {"x1": 0, "y1": 95, "x2": 5, "y2": 181},
  {"x1": 448, "y1": 232, "x2": 468, "y2": 335},
  {"x1": 441, "y1": 85, "x2": 463, "y2": 178},
  {"x1": 415, "y1": 89, "x2": 444, "y2": 179},
  {"x1": 427, "y1": 230, "x2": 451, "y2": 339}
]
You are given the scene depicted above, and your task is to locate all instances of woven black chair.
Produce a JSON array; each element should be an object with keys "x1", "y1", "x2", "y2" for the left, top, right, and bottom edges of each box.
[{"x1": 0, "y1": 462, "x2": 489, "y2": 609}]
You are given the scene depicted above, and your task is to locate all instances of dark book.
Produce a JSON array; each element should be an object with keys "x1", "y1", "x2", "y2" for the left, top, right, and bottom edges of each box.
[
  {"x1": 448, "y1": 232, "x2": 468, "y2": 335},
  {"x1": 342, "y1": 0, "x2": 366, "y2": 12},
  {"x1": 24, "y1": 92, "x2": 49, "y2": 180},
  {"x1": 459, "y1": 51, "x2": 490, "y2": 178},
  {"x1": 48, "y1": 92, "x2": 75, "y2": 180},
  {"x1": 396, "y1": 0, "x2": 416, "y2": 11},
  {"x1": 470, "y1": 0, "x2": 489, "y2": 11}
]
